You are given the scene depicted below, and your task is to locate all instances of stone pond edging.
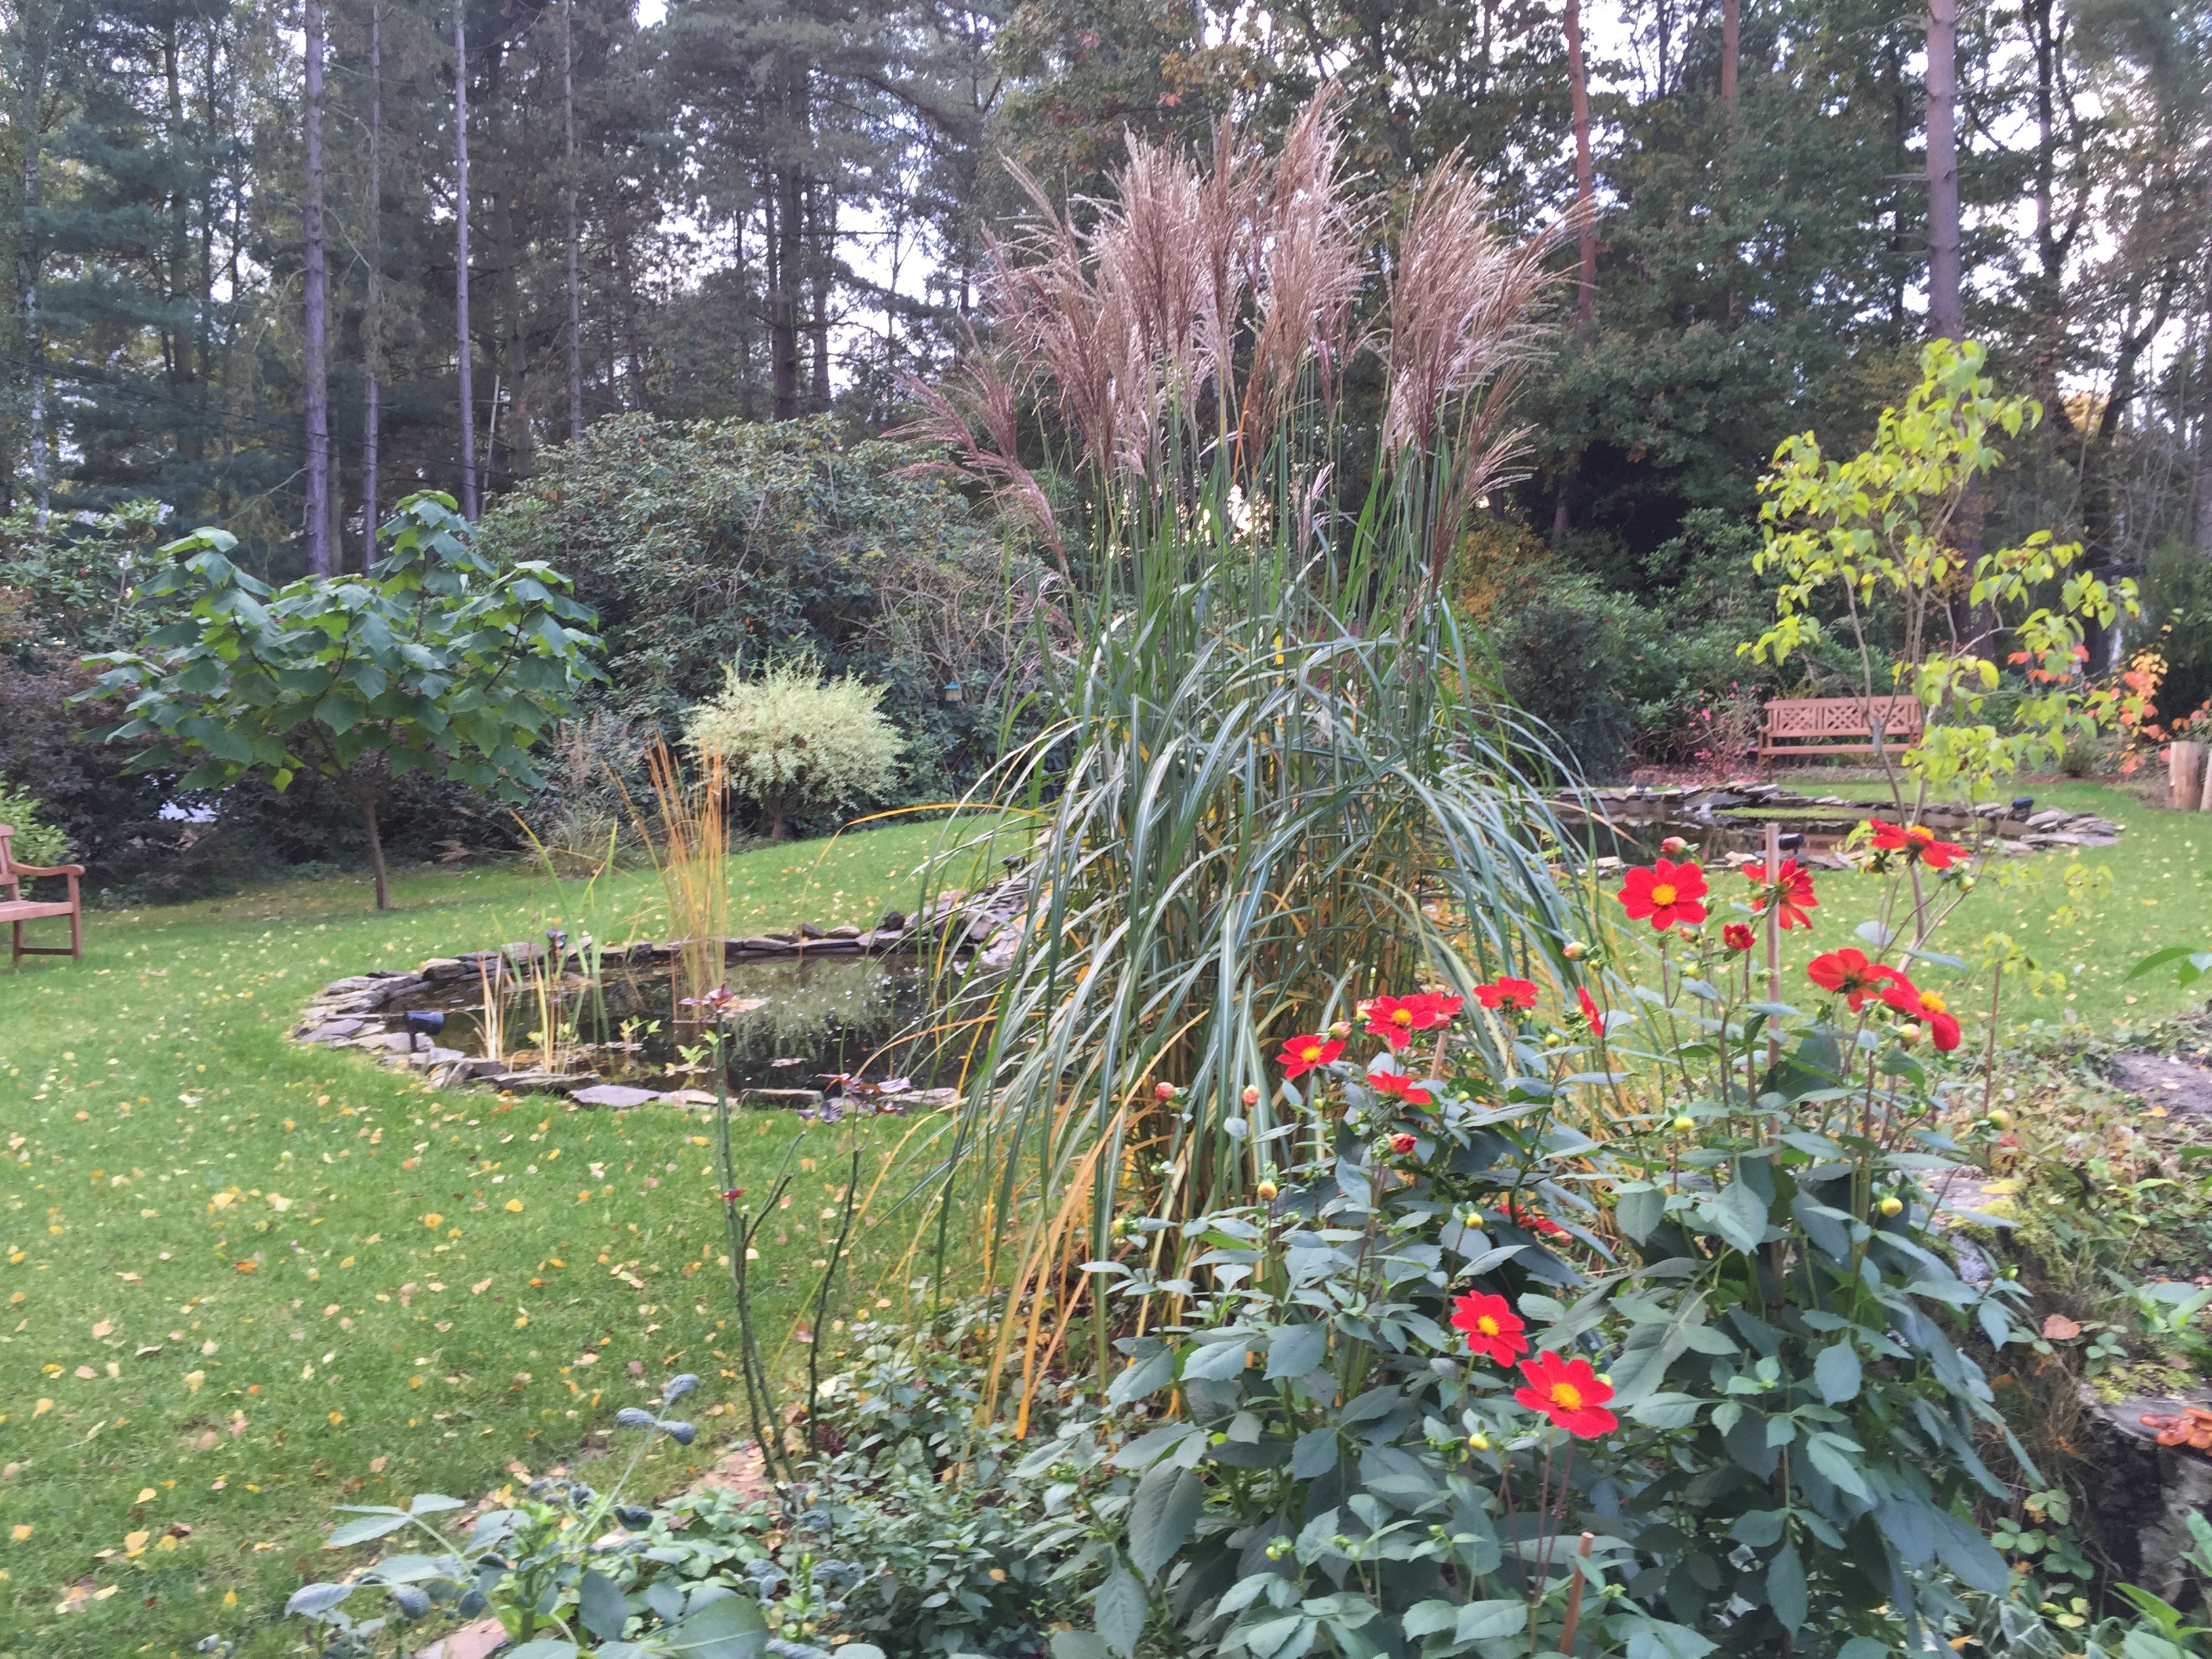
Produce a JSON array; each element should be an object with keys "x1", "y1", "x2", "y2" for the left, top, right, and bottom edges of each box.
[{"x1": 283, "y1": 884, "x2": 1028, "y2": 1107}]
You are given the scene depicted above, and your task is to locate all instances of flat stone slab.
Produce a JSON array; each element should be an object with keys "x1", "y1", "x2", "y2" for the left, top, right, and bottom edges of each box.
[
  {"x1": 571, "y1": 1083, "x2": 661, "y2": 1109},
  {"x1": 2110, "y1": 1052, "x2": 2212, "y2": 1120},
  {"x1": 298, "y1": 1019, "x2": 369, "y2": 1043},
  {"x1": 740, "y1": 1088, "x2": 823, "y2": 1110}
]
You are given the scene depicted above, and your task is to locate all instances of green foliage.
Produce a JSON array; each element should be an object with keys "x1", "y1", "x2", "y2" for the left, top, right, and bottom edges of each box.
[
  {"x1": 686, "y1": 659, "x2": 904, "y2": 841},
  {"x1": 0, "y1": 776, "x2": 70, "y2": 866},
  {"x1": 79, "y1": 491, "x2": 602, "y2": 907},
  {"x1": 1748, "y1": 341, "x2": 2138, "y2": 798},
  {"x1": 476, "y1": 415, "x2": 1029, "y2": 802}
]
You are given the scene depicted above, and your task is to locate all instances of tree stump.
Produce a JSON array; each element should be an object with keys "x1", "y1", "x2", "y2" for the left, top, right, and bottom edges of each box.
[
  {"x1": 2081, "y1": 1389, "x2": 2212, "y2": 1605},
  {"x1": 2173, "y1": 741, "x2": 2207, "y2": 811}
]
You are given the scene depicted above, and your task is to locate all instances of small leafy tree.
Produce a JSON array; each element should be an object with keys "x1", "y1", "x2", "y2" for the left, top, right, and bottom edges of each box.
[
  {"x1": 683, "y1": 658, "x2": 902, "y2": 841},
  {"x1": 79, "y1": 493, "x2": 602, "y2": 909},
  {"x1": 1746, "y1": 340, "x2": 2141, "y2": 804}
]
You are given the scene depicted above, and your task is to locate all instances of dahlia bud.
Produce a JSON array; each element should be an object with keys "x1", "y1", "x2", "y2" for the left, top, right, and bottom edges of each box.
[
  {"x1": 1671, "y1": 1115, "x2": 1696, "y2": 1132},
  {"x1": 1988, "y1": 1108, "x2": 2012, "y2": 1130},
  {"x1": 1896, "y1": 1023, "x2": 1923, "y2": 1048},
  {"x1": 1659, "y1": 836, "x2": 1689, "y2": 856},
  {"x1": 1562, "y1": 940, "x2": 1587, "y2": 962},
  {"x1": 1466, "y1": 1431, "x2": 1492, "y2": 1452},
  {"x1": 1329, "y1": 1021, "x2": 1353, "y2": 1040},
  {"x1": 1266, "y1": 1537, "x2": 1294, "y2": 1561},
  {"x1": 1153, "y1": 1081, "x2": 1176, "y2": 1102},
  {"x1": 1255, "y1": 1180, "x2": 1279, "y2": 1202},
  {"x1": 1878, "y1": 1194, "x2": 1904, "y2": 1218},
  {"x1": 1390, "y1": 1132, "x2": 1418, "y2": 1155},
  {"x1": 1241, "y1": 1085, "x2": 1261, "y2": 1107}
]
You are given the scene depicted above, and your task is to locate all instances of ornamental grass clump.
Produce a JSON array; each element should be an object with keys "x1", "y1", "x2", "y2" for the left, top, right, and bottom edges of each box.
[{"x1": 892, "y1": 85, "x2": 1597, "y2": 1410}]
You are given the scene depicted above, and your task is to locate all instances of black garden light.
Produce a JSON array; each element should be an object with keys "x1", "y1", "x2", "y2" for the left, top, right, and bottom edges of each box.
[
  {"x1": 403, "y1": 1008, "x2": 446, "y2": 1053},
  {"x1": 1778, "y1": 832, "x2": 1806, "y2": 853},
  {"x1": 2013, "y1": 796, "x2": 2034, "y2": 817}
]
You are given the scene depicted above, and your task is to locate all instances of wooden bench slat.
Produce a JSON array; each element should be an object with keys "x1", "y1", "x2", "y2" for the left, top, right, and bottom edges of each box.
[
  {"x1": 0, "y1": 901, "x2": 77, "y2": 921},
  {"x1": 1760, "y1": 697, "x2": 1923, "y2": 758},
  {"x1": 1, "y1": 822, "x2": 83, "y2": 966}
]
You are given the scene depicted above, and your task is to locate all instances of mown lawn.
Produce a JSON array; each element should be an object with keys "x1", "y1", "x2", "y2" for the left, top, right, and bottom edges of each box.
[
  {"x1": 0, "y1": 818, "x2": 1008, "y2": 1659},
  {"x1": 1717, "y1": 779, "x2": 2212, "y2": 1033}
]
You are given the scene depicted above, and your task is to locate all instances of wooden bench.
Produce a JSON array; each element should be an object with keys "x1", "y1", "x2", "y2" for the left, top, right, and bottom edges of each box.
[
  {"x1": 1759, "y1": 696, "x2": 1925, "y2": 760},
  {"x1": 1, "y1": 823, "x2": 83, "y2": 966}
]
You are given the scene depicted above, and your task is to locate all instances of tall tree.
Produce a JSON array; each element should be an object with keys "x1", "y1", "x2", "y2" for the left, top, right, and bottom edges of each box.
[
  {"x1": 363, "y1": 0, "x2": 382, "y2": 567},
  {"x1": 303, "y1": 0, "x2": 331, "y2": 575},
  {"x1": 562, "y1": 0, "x2": 582, "y2": 443},
  {"x1": 1923, "y1": 0, "x2": 1963, "y2": 344},
  {"x1": 453, "y1": 0, "x2": 478, "y2": 518}
]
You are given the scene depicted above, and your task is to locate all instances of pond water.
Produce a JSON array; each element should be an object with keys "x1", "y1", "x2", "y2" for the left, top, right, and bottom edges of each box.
[{"x1": 374, "y1": 952, "x2": 939, "y2": 1099}]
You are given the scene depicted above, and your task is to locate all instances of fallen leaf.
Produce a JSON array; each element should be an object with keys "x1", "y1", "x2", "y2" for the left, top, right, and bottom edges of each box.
[
  {"x1": 184, "y1": 1370, "x2": 206, "y2": 1394},
  {"x1": 91, "y1": 1322, "x2": 113, "y2": 1339},
  {"x1": 123, "y1": 1530, "x2": 149, "y2": 1556},
  {"x1": 2041, "y1": 1313, "x2": 2083, "y2": 1341},
  {"x1": 9, "y1": 1524, "x2": 30, "y2": 1541},
  {"x1": 369, "y1": 1456, "x2": 388, "y2": 1474},
  {"x1": 136, "y1": 1488, "x2": 156, "y2": 1502}
]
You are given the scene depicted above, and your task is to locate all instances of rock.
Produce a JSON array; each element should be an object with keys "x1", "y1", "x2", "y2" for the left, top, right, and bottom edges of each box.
[
  {"x1": 798, "y1": 937, "x2": 861, "y2": 954},
  {"x1": 399, "y1": 1045, "x2": 468, "y2": 1070},
  {"x1": 740, "y1": 1088, "x2": 824, "y2": 1111},
  {"x1": 298, "y1": 1019, "x2": 369, "y2": 1044},
  {"x1": 659, "y1": 1089, "x2": 718, "y2": 1107},
  {"x1": 733, "y1": 936, "x2": 797, "y2": 956},
  {"x1": 825, "y1": 924, "x2": 862, "y2": 940},
  {"x1": 2026, "y1": 808, "x2": 2071, "y2": 829},
  {"x1": 571, "y1": 1084, "x2": 661, "y2": 1110},
  {"x1": 484, "y1": 1071, "x2": 586, "y2": 1094},
  {"x1": 352, "y1": 1031, "x2": 417, "y2": 1052},
  {"x1": 419, "y1": 957, "x2": 472, "y2": 981},
  {"x1": 417, "y1": 1616, "x2": 512, "y2": 1659},
  {"x1": 879, "y1": 909, "x2": 907, "y2": 930},
  {"x1": 798, "y1": 921, "x2": 826, "y2": 939}
]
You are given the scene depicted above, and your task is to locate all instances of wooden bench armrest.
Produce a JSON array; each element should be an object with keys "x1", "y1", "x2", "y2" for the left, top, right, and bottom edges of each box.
[{"x1": 7, "y1": 861, "x2": 84, "y2": 877}]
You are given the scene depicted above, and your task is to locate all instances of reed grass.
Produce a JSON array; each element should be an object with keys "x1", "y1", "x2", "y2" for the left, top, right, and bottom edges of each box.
[
  {"x1": 891, "y1": 88, "x2": 1606, "y2": 1401},
  {"x1": 640, "y1": 741, "x2": 731, "y2": 1013}
]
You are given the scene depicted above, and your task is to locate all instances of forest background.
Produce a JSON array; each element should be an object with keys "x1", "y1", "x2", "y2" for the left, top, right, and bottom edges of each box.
[{"x1": 2, "y1": 0, "x2": 2210, "y2": 893}]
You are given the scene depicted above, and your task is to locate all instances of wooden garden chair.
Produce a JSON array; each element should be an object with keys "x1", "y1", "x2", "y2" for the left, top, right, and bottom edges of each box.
[{"x1": 0, "y1": 823, "x2": 84, "y2": 966}]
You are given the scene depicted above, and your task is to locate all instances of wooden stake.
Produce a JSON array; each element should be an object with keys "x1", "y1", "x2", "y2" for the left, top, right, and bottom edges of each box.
[
  {"x1": 1765, "y1": 823, "x2": 1782, "y2": 1069},
  {"x1": 1559, "y1": 1531, "x2": 1596, "y2": 1654}
]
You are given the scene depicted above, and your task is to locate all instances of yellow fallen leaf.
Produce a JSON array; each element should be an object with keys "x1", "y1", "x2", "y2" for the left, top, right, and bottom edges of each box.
[
  {"x1": 504, "y1": 1199, "x2": 524, "y2": 1213},
  {"x1": 471, "y1": 1278, "x2": 492, "y2": 1294},
  {"x1": 9, "y1": 1525, "x2": 30, "y2": 1541},
  {"x1": 32, "y1": 1399, "x2": 52, "y2": 1418},
  {"x1": 156, "y1": 1534, "x2": 178, "y2": 1551},
  {"x1": 268, "y1": 1194, "x2": 293, "y2": 1212},
  {"x1": 91, "y1": 1322, "x2": 113, "y2": 1338},
  {"x1": 422, "y1": 1212, "x2": 443, "y2": 1229},
  {"x1": 123, "y1": 1530, "x2": 149, "y2": 1556},
  {"x1": 136, "y1": 1488, "x2": 156, "y2": 1502},
  {"x1": 184, "y1": 1371, "x2": 205, "y2": 1394},
  {"x1": 328, "y1": 1411, "x2": 344, "y2": 1426},
  {"x1": 222, "y1": 1589, "x2": 236, "y2": 1608}
]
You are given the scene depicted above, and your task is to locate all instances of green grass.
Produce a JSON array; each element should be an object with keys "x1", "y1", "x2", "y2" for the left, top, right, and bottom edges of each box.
[
  {"x1": 3, "y1": 782, "x2": 2205, "y2": 1657},
  {"x1": 0, "y1": 819, "x2": 1004, "y2": 1659},
  {"x1": 1729, "y1": 780, "x2": 2212, "y2": 1033}
]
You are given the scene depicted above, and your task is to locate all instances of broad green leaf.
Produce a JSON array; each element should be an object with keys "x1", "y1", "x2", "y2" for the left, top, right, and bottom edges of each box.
[
  {"x1": 1094, "y1": 1562, "x2": 1147, "y2": 1657},
  {"x1": 1456, "y1": 1599, "x2": 1529, "y2": 1641},
  {"x1": 1128, "y1": 1462, "x2": 1204, "y2": 1579},
  {"x1": 1814, "y1": 1341, "x2": 1861, "y2": 1405}
]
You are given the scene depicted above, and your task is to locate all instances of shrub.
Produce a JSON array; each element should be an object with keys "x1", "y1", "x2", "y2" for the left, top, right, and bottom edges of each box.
[
  {"x1": 684, "y1": 659, "x2": 904, "y2": 841},
  {"x1": 0, "y1": 779, "x2": 71, "y2": 867}
]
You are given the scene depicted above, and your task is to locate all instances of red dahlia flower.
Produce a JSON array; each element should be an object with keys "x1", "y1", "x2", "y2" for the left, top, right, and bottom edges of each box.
[
  {"x1": 1366, "y1": 1070, "x2": 1435, "y2": 1107},
  {"x1": 1473, "y1": 977, "x2": 1539, "y2": 1012},
  {"x1": 1514, "y1": 1351, "x2": 1619, "y2": 1437},
  {"x1": 1616, "y1": 858, "x2": 1709, "y2": 930},
  {"x1": 1503, "y1": 1200, "x2": 1566, "y2": 1237},
  {"x1": 1880, "y1": 981, "x2": 1963, "y2": 1051},
  {"x1": 1450, "y1": 1291, "x2": 1530, "y2": 1366},
  {"x1": 1577, "y1": 986, "x2": 1605, "y2": 1040},
  {"x1": 1746, "y1": 857, "x2": 1818, "y2": 930},
  {"x1": 1278, "y1": 1033, "x2": 1345, "y2": 1080},
  {"x1": 1866, "y1": 819, "x2": 1966, "y2": 869},
  {"x1": 1366, "y1": 991, "x2": 1462, "y2": 1049},
  {"x1": 1722, "y1": 923, "x2": 1756, "y2": 953},
  {"x1": 1807, "y1": 947, "x2": 1902, "y2": 1010}
]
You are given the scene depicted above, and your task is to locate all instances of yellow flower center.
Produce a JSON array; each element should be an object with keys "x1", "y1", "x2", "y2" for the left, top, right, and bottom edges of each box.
[
  {"x1": 1549, "y1": 1380, "x2": 1584, "y2": 1410},
  {"x1": 1391, "y1": 1009, "x2": 1414, "y2": 1027},
  {"x1": 1300, "y1": 1044, "x2": 1322, "y2": 1061},
  {"x1": 1477, "y1": 1315, "x2": 1500, "y2": 1337},
  {"x1": 1919, "y1": 992, "x2": 1947, "y2": 1015},
  {"x1": 1650, "y1": 884, "x2": 1677, "y2": 906}
]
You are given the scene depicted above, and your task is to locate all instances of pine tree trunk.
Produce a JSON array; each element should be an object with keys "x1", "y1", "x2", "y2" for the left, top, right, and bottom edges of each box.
[
  {"x1": 454, "y1": 0, "x2": 478, "y2": 519},
  {"x1": 1565, "y1": 0, "x2": 1597, "y2": 331},
  {"x1": 811, "y1": 185, "x2": 832, "y2": 408},
  {"x1": 1925, "y1": 0, "x2": 1964, "y2": 344},
  {"x1": 15, "y1": 0, "x2": 50, "y2": 515},
  {"x1": 363, "y1": 1, "x2": 382, "y2": 569},
  {"x1": 2196, "y1": 299, "x2": 2212, "y2": 557},
  {"x1": 773, "y1": 162, "x2": 804, "y2": 419},
  {"x1": 487, "y1": 40, "x2": 531, "y2": 484},
  {"x1": 564, "y1": 0, "x2": 583, "y2": 443},
  {"x1": 302, "y1": 0, "x2": 331, "y2": 575},
  {"x1": 1720, "y1": 0, "x2": 1739, "y2": 117}
]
